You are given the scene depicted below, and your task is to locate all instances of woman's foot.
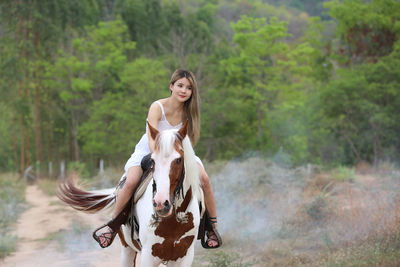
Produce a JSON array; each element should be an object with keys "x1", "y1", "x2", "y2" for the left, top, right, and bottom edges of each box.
[
  {"x1": 204, "y1": 217, "x2": 222, "y2": 249},
  {"x1": 93, "y1": 225, "x2": 117, "y2": 248},
  {"x1": 207, "y1": 222, "x2": 219, "y2": 247}
]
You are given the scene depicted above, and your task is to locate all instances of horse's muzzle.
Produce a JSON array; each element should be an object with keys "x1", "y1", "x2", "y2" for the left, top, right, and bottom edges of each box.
[{"x1": 153, "y1": 200, "x2": 173, "y2": 218}]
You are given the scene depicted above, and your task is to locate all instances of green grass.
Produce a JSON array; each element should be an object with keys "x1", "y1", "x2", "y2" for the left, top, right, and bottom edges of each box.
[{"x1": 206, "y1": 251, "x2": 252, "y2": 267}]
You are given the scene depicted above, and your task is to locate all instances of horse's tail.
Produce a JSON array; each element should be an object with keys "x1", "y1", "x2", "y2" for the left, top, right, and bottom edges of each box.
[{"x1": 57, "y1": 174, "x2": 116, "y2": 213}]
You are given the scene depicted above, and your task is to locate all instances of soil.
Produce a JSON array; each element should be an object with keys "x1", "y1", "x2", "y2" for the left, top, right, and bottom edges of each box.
[{"x1": 0, "y1": 185, "x2": 124, "y2": 267}]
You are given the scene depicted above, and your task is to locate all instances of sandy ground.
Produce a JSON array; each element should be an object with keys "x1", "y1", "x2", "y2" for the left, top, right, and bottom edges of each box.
[{"x1": 0, "y1": 185, "x2": 125, "y2": 267}]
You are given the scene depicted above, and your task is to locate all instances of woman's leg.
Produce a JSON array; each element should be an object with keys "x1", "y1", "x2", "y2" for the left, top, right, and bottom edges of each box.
[
  {"x1": 113, "y1": 166, "x2": 143, "y2": 218},
  {"x1": 98, "y1": 165, "x2": 143, "y2": 247},
  {"x1": 198, "y1": 164, "x2": 219, "y2": 247}
]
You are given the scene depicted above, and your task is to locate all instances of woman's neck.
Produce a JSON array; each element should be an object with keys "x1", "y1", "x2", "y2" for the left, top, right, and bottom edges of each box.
[{"x1": 165, "y1": 97, "x2": 184, "y2": 112}]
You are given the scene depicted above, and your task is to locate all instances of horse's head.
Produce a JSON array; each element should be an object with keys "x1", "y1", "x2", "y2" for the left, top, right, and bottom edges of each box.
[{"x1": 147, "y1": 120, "x2": 188, "y2": 218}]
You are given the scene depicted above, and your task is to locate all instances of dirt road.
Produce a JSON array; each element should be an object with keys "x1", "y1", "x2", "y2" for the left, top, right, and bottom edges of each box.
[{"x1": 0, "y1": 185, "x2": 123, "y2": 267}]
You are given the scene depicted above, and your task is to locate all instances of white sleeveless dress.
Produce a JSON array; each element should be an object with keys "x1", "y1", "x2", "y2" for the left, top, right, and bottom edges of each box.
[{"x1": 124, "y1": 101, "x2": 203, "y2": 173}]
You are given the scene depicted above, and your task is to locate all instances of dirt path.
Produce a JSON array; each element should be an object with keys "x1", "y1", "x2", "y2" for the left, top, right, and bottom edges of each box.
[{"x1": 0, "y1": 185, "x2": 123, "y2": 267}]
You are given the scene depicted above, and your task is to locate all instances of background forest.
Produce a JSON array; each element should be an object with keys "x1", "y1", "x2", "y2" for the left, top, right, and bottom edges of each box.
[{"x1": 1, "y1": 0, "x2": 400, "y2": 176}]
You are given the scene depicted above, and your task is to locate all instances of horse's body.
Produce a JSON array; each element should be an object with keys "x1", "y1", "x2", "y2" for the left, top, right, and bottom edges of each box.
[{"x1": 58, "y1": 121, "x2": 203, "y2": 267}]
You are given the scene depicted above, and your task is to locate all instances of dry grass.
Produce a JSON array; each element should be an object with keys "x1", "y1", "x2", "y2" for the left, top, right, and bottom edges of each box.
[
  {"x1": 202, "y1": 158, "x2": 400, "y2": 266},
  {"x1": 254, "y1": 164, "x2": 400, "y2": 266},
  {"x1": 37, "y1": 177, "x2": 59, "y2": 196}
]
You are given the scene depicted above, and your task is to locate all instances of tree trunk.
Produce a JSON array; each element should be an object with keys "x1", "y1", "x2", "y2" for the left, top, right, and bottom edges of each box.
[
  {"x1": 34, "y1": 83, "x2": 41, "y2": 164},
  {"x1": 13, "y1": 118, "x2": 19, "y2": 174},
  {"x1": 17, "y1": 2, "x2": 25, "y2": 175},
  {"x1": 70, "y1": 110, "x2": 80, "y2": 161},
  {"x1": 33, "y1": 0, "x2": 44, "y2": 169},
  {"x1": 18, "y1": 114, "x2": 25, "y2": 175},
  {"x1": 257, "y1": 103, "x2": 263, "y2": 151}
]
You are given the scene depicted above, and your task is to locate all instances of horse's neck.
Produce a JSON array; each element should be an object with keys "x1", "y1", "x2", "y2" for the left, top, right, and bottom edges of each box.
[{"x1": 175, "y1": 186, "x2": 193, "y2": 213}]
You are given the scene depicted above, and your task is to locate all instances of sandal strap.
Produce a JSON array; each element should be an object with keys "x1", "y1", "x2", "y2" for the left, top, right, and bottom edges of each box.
[{"x1": 209, "y1": 216, "x2": 217, "y2": 224}]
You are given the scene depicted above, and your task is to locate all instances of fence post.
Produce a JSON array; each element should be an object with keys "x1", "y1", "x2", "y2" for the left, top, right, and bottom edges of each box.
[
  {"x1": 49, "y1": 161, "x2": 53, "y2": 178},
  {"x1": 36, "y1": 161, "x2": 40, "y2": 179},
  {"x1": 99, "y1": 159, "x2": 104, "y2": 175},
  {"x1": 60, "y1": 160, "x2": 65, "y2": 180}
]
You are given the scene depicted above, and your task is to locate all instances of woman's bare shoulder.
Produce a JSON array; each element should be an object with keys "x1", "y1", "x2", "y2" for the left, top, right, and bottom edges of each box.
[{"x1": 148, "y1": 100, "x2": 162, "y2": 122}]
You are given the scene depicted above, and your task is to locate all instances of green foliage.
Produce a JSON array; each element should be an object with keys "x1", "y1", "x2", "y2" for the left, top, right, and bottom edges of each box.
[
  {"x1": 1, "y1": 0, "x2": 400, "y2": 172},
  {"x1": 0, "y1": 174, "x2": 26, "y2": 258},
  {"x1": 332, "y1": 165, "x2": 355, "y2": 182},
  {"x1": 325, "y1": 0, "x2": 400, "y2": 63},
  {"x1": 0, "y1": 104, "x2": 15, "y2": 170},
  {"x1": 67, "y1": 161, "x2": 90, "y2": 178},
  {"x1": 320, "y1": 49, "x2": 400, "y2": 163},
  {"x1": 0, "y1": 233, "x2": 17, "y2": 259},
  {"x1": 79, "y1": 58, "x2": 169, "y2": 161}
]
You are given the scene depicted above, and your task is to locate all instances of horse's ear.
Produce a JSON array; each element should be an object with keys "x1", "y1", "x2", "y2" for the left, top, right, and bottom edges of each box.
[
  {"x1": 178, "y1": 120, "x2": 189, "y2": 140},
  {"x1": 147, "y1": 120, "x2": 159, "y2": 141}
]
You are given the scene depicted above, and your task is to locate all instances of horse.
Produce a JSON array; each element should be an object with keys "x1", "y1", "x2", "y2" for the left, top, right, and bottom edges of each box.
[{"x1": 58, "y1": 121, "x2": 203, "y2": 267}]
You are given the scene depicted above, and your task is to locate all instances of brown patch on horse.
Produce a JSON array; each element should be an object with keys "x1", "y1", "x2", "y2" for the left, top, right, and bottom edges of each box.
[
  {"x1": 177, "y1": 120, "x2": 188, "y2": 140},
  {"x1": 177, "y1": 187, "x2": 192, "y2": 213},
  {"x1": 132, "y1": 240, "x2": 141, "y2": 251},
  {"x1": 119, "y1": 228, "x2": 141, "y2": 251},
  {"x1": 118, "y1": 229, "x2": 129, "y2": 247},
  {"x1": 151, "y1": 188, "x2": 195, "y2": 261},
  {"x1": 169, "y1": 141, "x2": 184, "y2": 196}
]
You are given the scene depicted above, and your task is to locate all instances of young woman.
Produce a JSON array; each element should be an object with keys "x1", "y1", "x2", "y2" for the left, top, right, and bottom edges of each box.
[{"x1": 94, "y1": 69, "x2": 221, "y2": 249}]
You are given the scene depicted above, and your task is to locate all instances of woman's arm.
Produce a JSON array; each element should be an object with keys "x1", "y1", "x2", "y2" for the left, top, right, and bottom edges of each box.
[{"x1": 147, "y1": 102, "x2": 162, "y2": 153}]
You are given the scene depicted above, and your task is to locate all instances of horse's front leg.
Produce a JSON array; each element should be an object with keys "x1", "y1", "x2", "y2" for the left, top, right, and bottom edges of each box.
[
  {"x1": 141, "y1": 247, "x2": 162, "y2": 267},
  {"x1": 121, "y1": 245, "x2": 137, "y2": 267},
  {"x1": 166, "y1": 244, "x2": 194, "y2": 267}
]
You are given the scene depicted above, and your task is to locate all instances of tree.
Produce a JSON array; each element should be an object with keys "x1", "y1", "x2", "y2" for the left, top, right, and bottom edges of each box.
[
  {"x1": 49, "y1": 19, "x2": 135, "y2": 161},
  {"x1": 325, "y1": 0, "x2": 400, "y2": 64},
  {"x1": 0, "y1": 0, "x2": 105, "y2": 174},
  {"x1": 79, "y1": 58, "x2": 169, "y2": 162},
  {"x1": 223, "y1": 15, "x2": 290, "y2": 150},
  {"x1": 320, "y1": 46, "x2": 400, "y2": 164}
]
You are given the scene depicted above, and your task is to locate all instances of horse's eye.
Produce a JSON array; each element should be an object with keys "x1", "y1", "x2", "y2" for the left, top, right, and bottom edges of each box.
[{"x1": 176, "y1": 158, "x2": 182, "y2": 164}]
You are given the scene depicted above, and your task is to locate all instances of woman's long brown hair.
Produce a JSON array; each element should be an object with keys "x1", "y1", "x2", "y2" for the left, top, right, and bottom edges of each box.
[{"x1": 170, "y1": 69, "x2": 200, "y2": 146}]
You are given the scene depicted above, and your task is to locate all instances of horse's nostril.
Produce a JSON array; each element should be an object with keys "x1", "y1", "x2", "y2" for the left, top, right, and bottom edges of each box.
[
  {"x1": 153, "y1": 202, "x2": 157, "y2": 208},
  {"x1": 164, "y1": 200, "x2": 170, "y2": 208}
]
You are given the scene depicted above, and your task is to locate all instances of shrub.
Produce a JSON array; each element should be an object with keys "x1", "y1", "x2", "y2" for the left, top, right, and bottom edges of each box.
[
  {"x1": 332, "y1": 166, "x2": 355, "y2": 182},
  {"x1": 305, "y1": 194, "x2": 328, "y2": 222},
  {"x1": 0, "y1": 173, "x2": 26, "y2": 258},
  {"x1": 67, "y1": 161, "x2": 89, "y2": 178},
  {"x1": 0, "y1": 233, "x2": 17, "y2": 258}
]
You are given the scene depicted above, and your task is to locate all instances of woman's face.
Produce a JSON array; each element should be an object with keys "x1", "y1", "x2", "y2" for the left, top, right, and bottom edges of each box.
[{"x1": 170, "y1": 77, "x2": 193, "y2": 103}]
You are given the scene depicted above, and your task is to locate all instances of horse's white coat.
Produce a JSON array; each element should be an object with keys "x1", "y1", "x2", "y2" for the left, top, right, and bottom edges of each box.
[{"x1": 120, "y1": 130, "x2": 201, "y2": 267}]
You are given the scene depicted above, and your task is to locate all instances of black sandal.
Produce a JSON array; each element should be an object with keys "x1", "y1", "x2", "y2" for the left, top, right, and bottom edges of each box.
[{"x1": 202, "y1": 216, "x2": 222, "y2": 249}]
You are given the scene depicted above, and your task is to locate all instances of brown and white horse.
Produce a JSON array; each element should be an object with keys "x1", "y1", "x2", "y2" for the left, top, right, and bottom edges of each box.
[{"x1": 58, "y1": 121, "x2": 203, "y2": 267}]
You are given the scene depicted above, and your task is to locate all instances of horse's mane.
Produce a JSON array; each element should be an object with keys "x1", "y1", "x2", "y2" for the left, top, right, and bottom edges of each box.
[
  {"x1": 157, "y1": 130, "x2": 201, "y2": 200},
  {"x1": 182, "y1": 136, "x2": 201, "y2": 200}
]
